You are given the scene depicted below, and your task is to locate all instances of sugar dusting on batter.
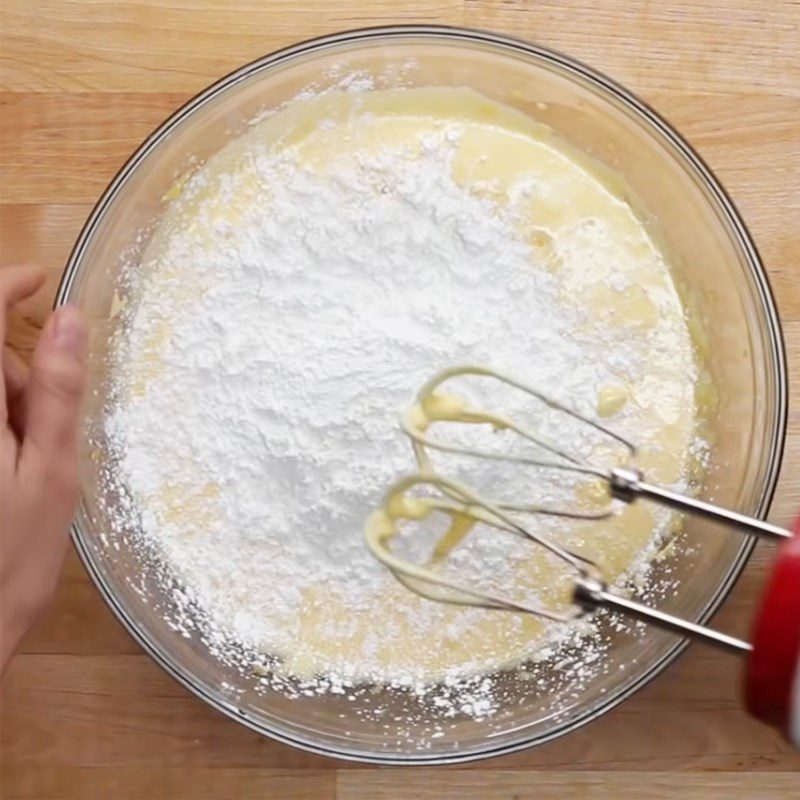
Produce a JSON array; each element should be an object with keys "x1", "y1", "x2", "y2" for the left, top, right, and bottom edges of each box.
[{"x1": 98, "y1": 85, "x2": 703, "y2": 732}]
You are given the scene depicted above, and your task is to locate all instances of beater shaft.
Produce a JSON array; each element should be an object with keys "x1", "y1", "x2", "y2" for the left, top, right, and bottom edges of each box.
[
  {"x1": 609, "y1": 467, "x2": 790, "y2": 541},
  {"x1": 573, "y1": 573, "x2": 753, "y2": 655}
]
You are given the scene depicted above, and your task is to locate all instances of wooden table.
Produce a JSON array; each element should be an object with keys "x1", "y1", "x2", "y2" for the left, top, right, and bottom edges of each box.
[{"x1": 1, "y1": 1, "x2": 798, "y2": 797}]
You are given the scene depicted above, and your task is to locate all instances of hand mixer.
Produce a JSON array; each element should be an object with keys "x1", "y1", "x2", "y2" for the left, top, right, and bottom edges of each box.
[{"x1": 365, "y1": 365, "x2": 800, "y2": 746}]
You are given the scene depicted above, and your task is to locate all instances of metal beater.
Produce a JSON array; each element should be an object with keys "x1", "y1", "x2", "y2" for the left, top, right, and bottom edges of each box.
[{"x1": 365, "y1": 365, "x2": 792, "y2": 655}]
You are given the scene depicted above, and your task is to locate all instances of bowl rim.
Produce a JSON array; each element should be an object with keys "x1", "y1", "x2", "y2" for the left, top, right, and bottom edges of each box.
[{"x1": 56, "y1": 23, "x2": 789, "y2": 765}]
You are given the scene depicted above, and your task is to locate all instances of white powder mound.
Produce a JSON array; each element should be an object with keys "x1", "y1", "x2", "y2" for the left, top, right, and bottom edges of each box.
[{"x1": 103, "y1": 125, "x2": 690, "y2": 708}]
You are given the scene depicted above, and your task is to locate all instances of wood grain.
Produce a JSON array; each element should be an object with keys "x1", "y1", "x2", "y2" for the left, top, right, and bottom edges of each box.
[
  {"x1": 0, "y1": 93, "x2": 191, "y2": 203},
  {"x1": 2, "y1": 767, "x2": 336, "y2": 800},
  {"x1": 0, "y1": 1, "x2": 465, "y2": 93},
  {"x1": 3, "y1": 768, "x2": 799, "y2": 800},
  {"x1": 465, "y1": 0, "x2": 800, "y2": 97},
  {"x1": 336, "y1": 770, "x2": 799, "y2": 799},
  {"x1": 1, "y1": 1, "x2": 799, "y2": 797}
]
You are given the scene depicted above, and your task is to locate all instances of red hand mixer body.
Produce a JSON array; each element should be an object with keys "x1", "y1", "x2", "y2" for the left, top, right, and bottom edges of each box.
[{"x1": 746, "y1": 516, "x2": 800, "y2": 745}]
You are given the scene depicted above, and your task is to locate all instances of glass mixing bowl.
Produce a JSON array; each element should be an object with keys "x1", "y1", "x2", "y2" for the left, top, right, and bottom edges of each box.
[{"x1": 57, "y1": 26, "x2": 787, "y2": 763}]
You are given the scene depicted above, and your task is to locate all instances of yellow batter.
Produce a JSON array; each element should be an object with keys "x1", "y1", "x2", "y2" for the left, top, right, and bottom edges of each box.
[{"x1": 126, "y1": 87, "x2": 700, "y2": 682}]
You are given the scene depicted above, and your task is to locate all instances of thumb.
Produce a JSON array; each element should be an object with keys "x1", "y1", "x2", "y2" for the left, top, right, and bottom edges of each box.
[{"x1": 22, "y1": 305, "x2": 88, "y2": 466}]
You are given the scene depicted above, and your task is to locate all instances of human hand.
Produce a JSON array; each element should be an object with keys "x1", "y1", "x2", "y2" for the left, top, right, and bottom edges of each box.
[{"x1": 1, "y1": 266, "x2": 87, "y2": 672}]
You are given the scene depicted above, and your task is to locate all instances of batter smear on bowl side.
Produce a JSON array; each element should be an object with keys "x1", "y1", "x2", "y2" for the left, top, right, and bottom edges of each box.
[{"x1": 104, "y1": 87, "x2": 704, "y2": 696}]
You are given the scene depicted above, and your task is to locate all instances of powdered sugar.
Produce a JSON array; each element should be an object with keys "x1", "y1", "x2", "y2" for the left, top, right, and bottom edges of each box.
[{"x1": 100, "y1": 99, "x2": 700, "y2": 726}]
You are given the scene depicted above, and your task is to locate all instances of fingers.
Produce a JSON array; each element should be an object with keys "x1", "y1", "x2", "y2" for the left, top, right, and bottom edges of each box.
[
  {"x1": 20, "y1": 305, "x2": 88, "y2": 480},
  {"x1": 0, "y1": 266, "x2": 46, "y2": 336},
  {"x1": 1, "y1": 266, "x2": 46, "y2": 420},
  {"x1": 3, "y1": 345, "x2": 28, "y2": 398},
  {"x1": 0, "y1": 265, "x2": 46, "y2": 303},
  {"x1": 3, "y1": 345, "x2": 29, "y2": 438}
]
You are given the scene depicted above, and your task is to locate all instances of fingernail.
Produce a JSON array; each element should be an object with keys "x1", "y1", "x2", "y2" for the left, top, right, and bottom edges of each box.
[{"x1": 51, "y1": 306, "x2": 87, "y2": 357}]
